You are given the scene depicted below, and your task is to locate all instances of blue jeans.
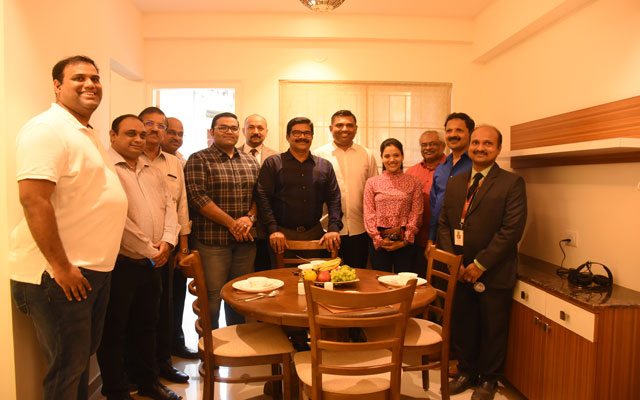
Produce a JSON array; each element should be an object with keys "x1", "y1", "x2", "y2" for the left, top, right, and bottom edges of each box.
[
  {"x1": 192, "y1": 240, "x2": 256, "y2": 329},
  {"x1": 11, "y1": 269, "x2": 111, "y2": 400}
]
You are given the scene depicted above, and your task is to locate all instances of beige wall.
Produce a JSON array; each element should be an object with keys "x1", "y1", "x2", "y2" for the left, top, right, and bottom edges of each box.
[
  {"x1": 472, "y1": 0, "x2": 640, "y2": 291},
  {"x1": 1, "y1": 0, "x2": 144, "y2": 398}
]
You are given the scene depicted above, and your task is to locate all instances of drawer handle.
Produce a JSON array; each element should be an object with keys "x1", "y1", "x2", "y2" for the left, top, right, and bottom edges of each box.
[
  {"x1": 520, "y1": 291, "x2": 526, "y2": 300},
  {"x1": 560, "y1": 310, "x2": 568, "y2": 321},
  {"x1": 542, "y1": 322, "x2": 550, "y2": 332},
  {"x1": 533, "y1": 316, "x2": 540, "y2": 326}
]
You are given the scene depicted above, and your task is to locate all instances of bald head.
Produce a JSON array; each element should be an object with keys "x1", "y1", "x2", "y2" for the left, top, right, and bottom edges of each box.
[{"x1": 243, "y1": 114, "x2": 268, "y2": 148}]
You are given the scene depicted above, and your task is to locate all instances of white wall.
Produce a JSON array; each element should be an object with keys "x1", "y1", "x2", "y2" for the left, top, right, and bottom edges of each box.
[
  {"x1": 472, "y1": 0, "x2": 640, "y2": 290},
  {"x1": 1, "y1": 0, "x2": 144, "y2": 398}
]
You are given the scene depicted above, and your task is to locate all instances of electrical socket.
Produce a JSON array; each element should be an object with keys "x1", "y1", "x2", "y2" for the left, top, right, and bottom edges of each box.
[{"x1": 564, "y1": 230, "x2": 578, "y2": 248}]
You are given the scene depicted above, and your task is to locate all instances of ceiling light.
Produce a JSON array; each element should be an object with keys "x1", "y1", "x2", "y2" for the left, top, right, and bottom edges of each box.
[{"x1": 300, "y1": 0, "x2": 346, "y2": 12}]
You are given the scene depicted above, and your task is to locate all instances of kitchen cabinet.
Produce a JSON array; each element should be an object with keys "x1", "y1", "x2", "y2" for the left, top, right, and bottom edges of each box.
[{"x1": 504, "y1": 257, "x2": 640, "y2": 400}]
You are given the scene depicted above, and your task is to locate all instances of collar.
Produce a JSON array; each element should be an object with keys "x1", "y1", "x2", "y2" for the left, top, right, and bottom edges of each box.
[
  {"x1": 211, "y1": 144, "x2": 239, "y2": 159},
  {"x1": 243, "y1": 143, "x2": 263, "y2": 153},
  {"x1": 283, "y1": 149, "x2": 315, "y2": 164},
  {"x1": 469, "y1": 163, "x2": 495, "y2": 181},
  {"x1": 420, "y1": 154, "x2": 446, "y2": 170},
  {"x1": 50, "y1": 103, "x2": 92, "y2": 131},
  {"x1": 108, "y1": 146, "x2": 150, "y2": 171}
]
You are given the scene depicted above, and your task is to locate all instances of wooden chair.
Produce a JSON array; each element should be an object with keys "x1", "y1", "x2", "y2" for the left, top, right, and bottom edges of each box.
[
  {"x1": 178, "y1": 251, "x2": 294, "y2": 400},
  {"x1": 294, "y1": 278, "x2": 417, "y2": 399},
  {"x1": 364, "y1": 243, "x2": 463, "y2": 399},
  {"x1": 275, "y1": 240, "x2": 338, "y2": 269}
]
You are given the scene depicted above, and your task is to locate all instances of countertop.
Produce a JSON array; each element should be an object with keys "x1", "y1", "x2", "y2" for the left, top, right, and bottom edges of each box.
[{"x1": 517, "y1": 254, "x2": 640, "y2": 310}]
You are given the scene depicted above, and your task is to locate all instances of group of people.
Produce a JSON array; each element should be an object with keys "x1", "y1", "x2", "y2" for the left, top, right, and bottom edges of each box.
[{"x1": 8, "y1": 54, "x2": 527, "y2": 400}]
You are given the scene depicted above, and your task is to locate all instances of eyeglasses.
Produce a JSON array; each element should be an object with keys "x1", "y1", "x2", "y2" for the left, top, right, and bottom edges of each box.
[
  {"x1": 420, "y1": 141, "x2": 443, "y2": 148},
  {"x1": 215, "y1": 125, "x2": 240, "y2": 133},
  {"x1": 290, "y1": 130, "x2": 313, "y2": 137},
  {"x1": 143, "y1": 121, "x2": 167, "y2": 131}
]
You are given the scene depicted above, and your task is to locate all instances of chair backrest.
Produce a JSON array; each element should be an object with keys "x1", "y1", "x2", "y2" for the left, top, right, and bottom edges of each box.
[
  {"x1": 178, "y1": 251, "x2": 214, "y2": 372},
  {"x1": 425, "y1": 244, "x2": 463, "y2": 343},
  {"x1": 275, "y1": 240, "x2": 338, "y2": 269},
  {"x1": 303, "y1": 278, "x2": 417, "y2": 399}
]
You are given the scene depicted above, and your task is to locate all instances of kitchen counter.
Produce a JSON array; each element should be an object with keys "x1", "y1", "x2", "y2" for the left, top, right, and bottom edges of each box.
[{"x1": 517, "y1": 254, "x2": 640, "y2": 309}]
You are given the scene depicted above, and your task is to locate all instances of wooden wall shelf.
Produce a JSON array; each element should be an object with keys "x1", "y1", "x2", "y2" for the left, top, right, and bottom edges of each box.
[
  {"x1": 508, "y1": 138, "x2": 640, "y2": 168},
  {"x1": 509, "y1": 96, "x2": 640, "y2": 168}
]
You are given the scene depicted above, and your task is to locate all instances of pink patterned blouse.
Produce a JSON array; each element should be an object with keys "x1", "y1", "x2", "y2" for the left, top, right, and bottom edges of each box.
[{"x1": 363, "y1": 170, "x2": 424, "y2": 249}]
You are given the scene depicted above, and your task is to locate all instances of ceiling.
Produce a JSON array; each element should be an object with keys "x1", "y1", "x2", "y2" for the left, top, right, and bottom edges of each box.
[{"x1": 130, "y1": 0, "x2": 495, "y2": 18}]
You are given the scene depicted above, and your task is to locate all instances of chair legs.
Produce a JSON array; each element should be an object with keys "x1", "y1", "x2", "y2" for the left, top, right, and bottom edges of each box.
[{"x1": 421, "y1": 355, "x2": 430, "y2": 390}]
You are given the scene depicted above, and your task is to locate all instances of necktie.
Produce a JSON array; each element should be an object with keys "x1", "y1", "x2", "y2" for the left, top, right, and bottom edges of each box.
[
  {"x1": 250, "y1": 149, "x2": 258, "y2": 157},
  {"x1": 467, "y1": 173, "x2": 483, "y2": 200}
]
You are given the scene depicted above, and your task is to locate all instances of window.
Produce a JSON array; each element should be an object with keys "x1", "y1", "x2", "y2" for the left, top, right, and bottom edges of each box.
[
  {"x1": 279, "y1": 81, "x2": 451, "y2": 166},
  {"x1": 153, "y1": 88, "x2": 236, "y2": 159}
]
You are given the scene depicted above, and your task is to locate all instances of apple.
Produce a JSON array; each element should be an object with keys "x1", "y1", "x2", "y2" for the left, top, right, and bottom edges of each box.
[{"x1": 317, "y1": 270, "x2": 331, "y2": 282}]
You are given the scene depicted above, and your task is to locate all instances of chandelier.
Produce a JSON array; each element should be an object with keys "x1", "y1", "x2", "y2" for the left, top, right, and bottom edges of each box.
[{"x1": 299, "y1": 0, "x2": 346, "y2": 12}]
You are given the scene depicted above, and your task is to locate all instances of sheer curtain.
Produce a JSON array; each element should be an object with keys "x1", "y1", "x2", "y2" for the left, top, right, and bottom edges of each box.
[{"x1": 279, "y1": 81, "x2": 451, "y2": 166}]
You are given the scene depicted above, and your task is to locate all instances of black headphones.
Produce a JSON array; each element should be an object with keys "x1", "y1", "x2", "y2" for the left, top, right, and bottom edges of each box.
[{"x1": 568, "y1": 261, "x2": 613, "y2": 288}]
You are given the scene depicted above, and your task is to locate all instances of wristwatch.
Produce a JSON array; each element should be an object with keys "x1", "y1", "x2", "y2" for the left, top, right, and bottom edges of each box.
[{"x1": 247, "y1": 214, "x2": 257, "y2": 224}]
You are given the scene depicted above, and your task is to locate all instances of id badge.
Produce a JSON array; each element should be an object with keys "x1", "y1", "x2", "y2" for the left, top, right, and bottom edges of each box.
[{"x1": 454, "y1": 229, "x2": 464, "y2": 246}]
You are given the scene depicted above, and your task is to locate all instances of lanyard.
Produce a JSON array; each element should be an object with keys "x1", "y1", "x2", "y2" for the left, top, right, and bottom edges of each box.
[{"x1": 459, "y1": 177, "x2": 483, "y2": 228}]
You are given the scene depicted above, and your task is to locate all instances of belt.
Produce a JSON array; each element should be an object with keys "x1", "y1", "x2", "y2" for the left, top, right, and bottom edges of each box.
[
  {"x1": 117, "y1": 254, "x2": 153, "y2": 267},
  {"x1": 282, "y1": 224, "x2": 317, "y2": 233}
]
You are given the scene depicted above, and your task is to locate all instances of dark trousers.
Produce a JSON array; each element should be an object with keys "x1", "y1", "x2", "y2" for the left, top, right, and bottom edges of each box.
[
  {"x1": 368, "y1": 241, "x2": 417, "y2": 273},
  {"x1": 253, "y1": 238, "x2": 272, "y2": 272},
  {"x1": 338, "y1": 232, "x2": 370, "y2": 268},
  {"x1": 155, "y1": 256, "x2": 189, "y2": 364},
  {"x1": 97, "y1": 257, "x2": 162, "y2": 396},
  {"x1": 413, "y1": 245, "x2": 428, "y2": 278},
  {"x1": 451, "y1": 283, "x2": 513, "y2": 383},
  {"x1": 11, "y1": 269, "x2": 111, "y2": 400}
]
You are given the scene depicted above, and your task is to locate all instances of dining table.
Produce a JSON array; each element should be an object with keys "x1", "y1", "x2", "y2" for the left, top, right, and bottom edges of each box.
[{"x1": 221, "y1": 267, "x2": 437, "y2": 327}]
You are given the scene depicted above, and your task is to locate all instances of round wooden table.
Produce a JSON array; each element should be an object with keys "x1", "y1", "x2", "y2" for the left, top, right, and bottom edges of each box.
[{"x1": 221, "y1": 268, "x2": 437, "y2": 327}]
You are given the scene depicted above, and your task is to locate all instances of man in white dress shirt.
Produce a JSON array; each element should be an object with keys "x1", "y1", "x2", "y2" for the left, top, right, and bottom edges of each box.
[
  {"x1": 316, "y1": 110, "x2": 378, "y2": 268},
  {"x1": 240, "y1": 114, "x2": 278, "y2": 271}
]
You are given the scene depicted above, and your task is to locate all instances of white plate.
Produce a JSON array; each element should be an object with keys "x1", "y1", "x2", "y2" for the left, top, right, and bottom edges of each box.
[
  {"x1": 298, "y1": 263, "x2": 314, "y2": 270},
  {"x1": 378, "y1": 275, "x2": 427, "y2": 287},
  {"x1": 232, "y1": 278, "x2": 284, "y2": 293}
]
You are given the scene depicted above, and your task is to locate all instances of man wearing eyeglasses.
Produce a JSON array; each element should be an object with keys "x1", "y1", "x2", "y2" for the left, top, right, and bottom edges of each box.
[
  {"x1": 138, "y1": 108, "x2": 195, "y2": 384},
  {"x1": 255, "y1": 116, "x2": 343, "y2": 263},
  {"x1": 406, "y1": 130, "x2": 446, "y2": 276},
  {"x1": 185, "y1": 112, "x2": 260, "y2": 329}
]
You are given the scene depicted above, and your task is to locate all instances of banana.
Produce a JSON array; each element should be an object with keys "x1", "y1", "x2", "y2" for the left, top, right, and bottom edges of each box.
[{"x1": 313, "y1": 257, "x2": 342, "y2": 271}]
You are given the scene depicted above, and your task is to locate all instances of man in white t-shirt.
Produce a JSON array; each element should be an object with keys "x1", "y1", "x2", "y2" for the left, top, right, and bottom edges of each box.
[
  {"x1": 9, "y1": 55, "x2": 128, "y2": 400},
  {"x1": 316, "y1": 110, "x2": 378, "y2": 268}
]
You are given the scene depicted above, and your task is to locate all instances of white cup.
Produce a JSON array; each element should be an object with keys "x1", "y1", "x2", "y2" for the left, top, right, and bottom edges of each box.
[{"x1": 248, "y1": 277, "x2": 268, "y2": 288}]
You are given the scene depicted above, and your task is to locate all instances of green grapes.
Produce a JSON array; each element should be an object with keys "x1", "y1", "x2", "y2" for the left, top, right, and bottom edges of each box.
[{"x1": 330, "y1": 265, "x2": 357, "y2": 282}]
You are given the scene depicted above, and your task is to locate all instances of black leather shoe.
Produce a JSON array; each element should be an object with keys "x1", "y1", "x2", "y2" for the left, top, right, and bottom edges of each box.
[
  {"x1": 138, "y1": 381, "x2": 182, "y2": 400},
  {"x1": 471, "y1": 380, "x2": 497, "y2": 400},
  {"x1": 158, "y1": 361, "x2": 189, "y2": 383},
  {"x1": 449, "y1": 374, "x2": 477, "y2": 395},
  {"x1": 171, "y1": 344, "x2": 199, "y2": 359}
]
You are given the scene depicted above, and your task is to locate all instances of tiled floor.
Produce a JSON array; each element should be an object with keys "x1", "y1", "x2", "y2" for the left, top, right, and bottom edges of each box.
[{"x1": 93, "y1": 286, "x2": 526, "y2": 400}]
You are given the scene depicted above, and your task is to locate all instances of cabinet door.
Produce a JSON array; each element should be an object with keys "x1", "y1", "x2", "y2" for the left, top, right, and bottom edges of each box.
[
  {"x1": 505, "y1": 301, "x2": 546, "y2": 399},
  {"x1": 542, "y1": 318, "x2": 596, "y2": 400}
]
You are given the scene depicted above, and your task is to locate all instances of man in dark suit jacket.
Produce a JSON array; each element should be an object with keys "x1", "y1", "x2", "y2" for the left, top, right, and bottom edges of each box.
[
  {"x1": 240, "y1": 114, "x2": 278, "y2": 271},
  {"x1": 437, "y1": 125, "x2": 527, "y2": 400}
]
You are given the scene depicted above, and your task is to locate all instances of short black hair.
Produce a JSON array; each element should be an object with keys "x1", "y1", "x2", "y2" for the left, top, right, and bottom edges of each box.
[
  {"x1": 472, "y1": 125, "x2": 503, "y2": 148},
  {"x1": 138, "y1": 107, "x2": 168, "y2": 126},
  {"x1": 331, "y1": 110, "x2": 357, "y2": 125},
  {"x1": 52, "y1": 55, "x2": 98, "y2": 82},
  {"x1": 379, "y1": 138, "x2": 405, "y2": 171},
  {"x1": 444, "y1": 112, "x2": 475, "y2": 133},
  {"x1": 111, "y1": 114, "x2": 141, "y2": 133},
  {"x1": 211, "y1": 112, "x2": 238, "y2": 129},
  {"x1": 286, "y1": 117, "x2": 314, "y2": 136}
]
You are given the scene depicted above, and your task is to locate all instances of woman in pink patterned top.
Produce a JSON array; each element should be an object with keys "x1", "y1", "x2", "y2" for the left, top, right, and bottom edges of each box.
[{"x1": 364, "y1": 138, "x2": 424, "y2": 273}]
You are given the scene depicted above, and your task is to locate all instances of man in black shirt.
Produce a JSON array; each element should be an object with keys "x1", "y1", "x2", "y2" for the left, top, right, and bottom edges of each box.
[{"x1": 255, "y1": 116, "x2": 342, "y2": 261}]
